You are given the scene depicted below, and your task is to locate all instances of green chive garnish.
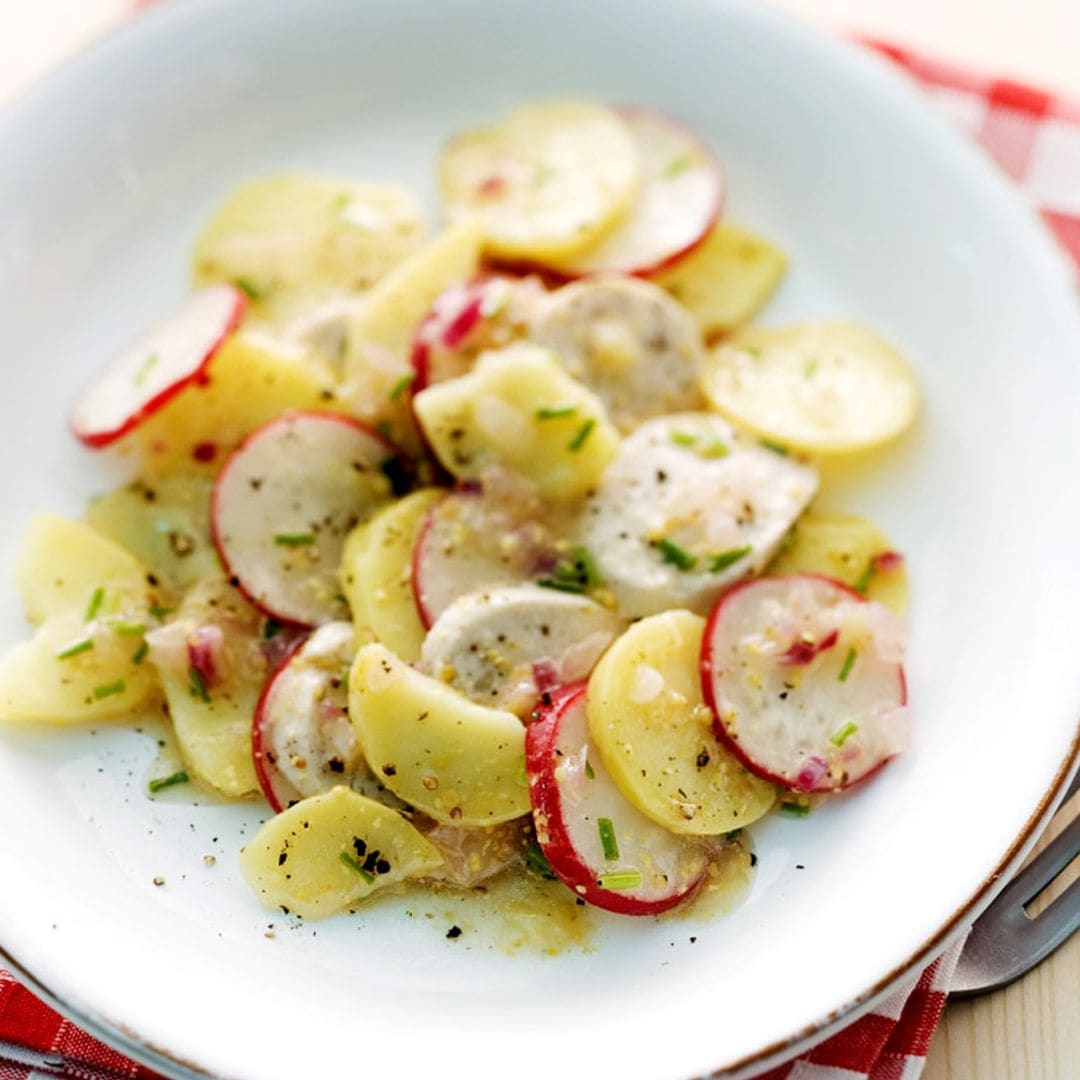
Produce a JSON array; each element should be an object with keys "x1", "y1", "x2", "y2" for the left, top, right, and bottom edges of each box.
[
  {"x1": 700, "y1": 439, "x2": 730, "y2": 459},
  {"x1": 149, "y1": 770, "x2": 189, "y2": 794},
  {"x1": 546, "y1": 546, "x2": 600, "y2": 591},
  {"x1": 111, "y1": 622, "x2": 147, "y2": 637},
  {"x1": 710, "y1": 546, "x2": 752, "y2": 573},
  {"x1": 597, "y1": 818, "x2": 619, "y2": 861},
  {"x1": 671, "y1": 432, "x2": 697, "y2": 447},
  {"x1": 339, "y1": 851, "x2": 375, "y2": 884},
  {"x1": 537, "y1": 405, "x2": 577, "y2": 420},
  {"x1": 779, "y1": 802, "x2": 810, "y2": 818},
  {"x1": 597, "y1": 869, "x2": 642, "y2": 891},
  {"x1": 274, "y1": 533, "x2": 316, "y2": 547},
  {"x1": 536, "y1": 578, "x2": 586, "y2": 594},
  {"x1": 567, "y1": 418, "x2": 596, "y2": 452},
  {"x1": 232, "y1": 277, "x2": 266, "y2": 301},
  {"x1": 853, "y1": 561, "x2": 877, "y2": 594},
  {"x1": 663, "y1": 153, "x2": 694, "y2": 179},
  {"x1": 56, "y1": 638, "x2": 94, "y2": 660},
  {"x1": 838, "y1": 648, "x2": 857, "y2": 683},
  {"x1": 759, "y1": 438, "x2": 789, "y2": 456},
  {"x1": 389, "y1": 372, "x2": 415, "y2": 400},
  {"x1": 132, "y1": 641, "x2": 149, "y2": 665},
  {"x1": 830, "y1": 721, "x2": 859, "y2": 747},
  {"x1": 134, "y1": 352, "x2": 159, "y2": 388},
  {"x1": 263, "y1": 618, "x2": 283, "y2": 640},
  {"x1": 85, "y1": 586, "x2": 105, "y2": 622},
  {"x1": 93, "y1": 679, "x2": 126, "y2": 700},
  {"x1": 585, "y1": 759, "x2": 595, "y2": 780},
  {"x1": 148, "y1": 603, "x2": 174, "y2": 620},
  {"x1": 803, "y1": 358, "x2": 819, "y2": 378},
  {"x1": 655, "y1": 537, "x2": 697, "y2": 571},
  {"x1": 189, "y1": 667, "x2": 211, "y2": 703},
  {"x1": 525, "y1": 842, "x2": 557, "y2": 880}
]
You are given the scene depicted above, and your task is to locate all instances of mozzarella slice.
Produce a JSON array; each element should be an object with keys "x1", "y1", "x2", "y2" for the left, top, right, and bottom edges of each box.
[{"x1": 576, "y1": 413, "x2": 818, "y2": 619}]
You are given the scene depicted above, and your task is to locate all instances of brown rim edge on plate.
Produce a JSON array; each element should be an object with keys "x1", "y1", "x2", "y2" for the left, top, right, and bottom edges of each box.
[{"x1": 0, "y1": 727, "x2": 1076, "y2": 1080}]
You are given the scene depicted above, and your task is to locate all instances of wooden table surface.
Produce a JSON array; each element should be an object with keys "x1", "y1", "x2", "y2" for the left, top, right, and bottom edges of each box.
[{"x1": 1, "y1": 2, "x2": 1078, "y2": 1078}]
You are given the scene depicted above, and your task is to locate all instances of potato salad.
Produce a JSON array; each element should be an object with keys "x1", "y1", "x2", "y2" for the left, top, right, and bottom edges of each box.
[{"x1": 0, "y1": 102, "x2": 919, "y2": 922}]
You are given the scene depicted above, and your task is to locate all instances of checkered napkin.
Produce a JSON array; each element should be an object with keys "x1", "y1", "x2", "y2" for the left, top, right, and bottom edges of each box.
[{"x1": 0, "y1": 36, "x2": 1078, "y2": 1080}]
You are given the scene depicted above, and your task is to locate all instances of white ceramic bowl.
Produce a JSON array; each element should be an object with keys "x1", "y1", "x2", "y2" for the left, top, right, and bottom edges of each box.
[{"x1": 0, "y1": 1, "x2": 1078, "y2": 1077}]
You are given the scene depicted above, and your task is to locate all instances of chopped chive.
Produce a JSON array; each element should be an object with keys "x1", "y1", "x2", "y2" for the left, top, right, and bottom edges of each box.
[
  {"x1": 537, "y1": 405, "x2": 578, "y2": 420},
  {"x1": 853, "y1": 560, "x2": 877, "y2": 594},
  {"x1": 597, "y1": 818, "x2": 619, "y2": 861},
  {"x1": 549, "y1": 545, "x2": 600, "y2": 590},
  {"x1": 388, "y1": 372, "x2": 415, "y2": 400},
  {"x1": 830, "y1": 721, "x2": 859, "y2": 747},
  {"x1": 339, "y1": 851, "x2": 375, "y2": 884},
  {"x1": 759, "y1": 438, "x2": 789, "y2": 456},
  {"x1": 263, "y1": 618, "x2": 283, "y2": 640},
  {"x1": 93, "y1": 679, "x2": 126, "y2": 700},
  {"x1": 84, "y1": 586, "x2": 105, "y2": 622},
  {"x1": 585, "y1": 759, "x2": 595, "y2": 780},
  {"x1": 188, "y1": 667, "x2": 211, "y2": 703},
  {"x1": 149, "y1": 770, "x2": 188, "y2": 794},
  {"x1": 567, "y1": 418, "x2": 596, "y2": 452},
  {"x1": 597, "y1": 869, "x2": 642, "y2": 891},
  {"x1": 700, "y1": 439, "x2": 730, "y2": 459},
  {"x1": 779, "y1": 801, "x2": 810, "y2": 818},
  {"x1": 837, "y1": 648, "x2": 857, "y2": 683},
  {"x1": 56, "y1": 638, "x2": 94, "y2": 660},
  {"x1": 111, "y1": 622, "x2": 147, "y2": 637},
  {"x1": 663, "y1": 153, "x2": 694, "y2": 179},
  {"x1": 232, "y1": 277, "x2": 266, "y2": 301},
  {"x1": 525, "y1": 842, "x2": 557, "y2": 881},
  {"x1": 148, "y1": 603, "x2": 175, "y2": 620},
  {"x1": 132, "y1": 641, "x2": 149, "y2": 665},
  {"x1": 133, "y1": 352, "x2": 159, "y2": 388},
  {"x1": 536, "y1": 577, "x2": 586, "y2": 594},
  {"x1": 654, "y1": 537, "x2": 697, "y2": 572},
  {"x1": 803, "y1": 358, "x2": 819, "y2": 378},
  {"x1": 709, "y1": 545, "x2": 752, "y2": 573},
  {"x1": 671, "y1": 431, "x2": 697, "y2": 447},
  {"x1": 274, "y1": 532, "x2": 316, "y2": 547}
]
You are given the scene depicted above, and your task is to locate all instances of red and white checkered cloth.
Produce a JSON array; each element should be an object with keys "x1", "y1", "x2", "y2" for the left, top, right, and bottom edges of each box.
[{"x1": 0, "y1": 36, "x2": 1077, "y2": 1080}]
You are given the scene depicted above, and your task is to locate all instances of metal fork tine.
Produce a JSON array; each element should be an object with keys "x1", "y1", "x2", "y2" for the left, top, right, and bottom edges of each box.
[
  {"x1": 996, "y1": 812, "x2": 1080, "y2": 908},
  {"x1": 1065, "y1": 769, "x2": 1080, "y2": 803}
]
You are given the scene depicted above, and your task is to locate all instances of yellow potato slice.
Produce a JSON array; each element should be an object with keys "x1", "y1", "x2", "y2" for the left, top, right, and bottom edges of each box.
[
  {"x1": 586, "y1": 609, "x2": 774, "y2": 834},
  {"x1": 767, "y1": 512, "x2": 908, "y2": 614},
  {"x1": 349, "y1": 643, "x2": 529, "y2": 826},
  {"x1": 15, "y1": 514, "x2": 151, "y2": 625},
  {"x1": 240, "y1": 786, "x2": 443, "y2": 918},
  {"x1": 438, "y1": 101, "x2": 639, "y2": 261},
  {"x1": 86, "y1": 475, "x2": 219, "y2": 595},
  {"x1": 702, "y1": 321, "x2": 919, "y2": 454},
  {"x1": 412, "y1": 343, "x2": 620, "y2": 500},
  {"x1": 126, "y1": 328, "x2": 337, "y2": 476},
  {"x1": 0, "y1": 608, "x2": 159, "y2": 724},
  {"x1": 344, "y1": 219, "x2": 484, "y2": 366},
  {"x1": 653, "y1": 223, "x2": 788, "y2": 339},
  {"x1": 192, "y1": 173, "x2": 427, "y2": 315},
  {"x1": 339, "y1": 488, "x2": 444, "y2": 662}
]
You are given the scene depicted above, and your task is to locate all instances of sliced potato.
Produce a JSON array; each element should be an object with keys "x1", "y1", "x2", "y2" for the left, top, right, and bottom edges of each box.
[
  {"x1": 339, "y1": 488, "x2": 445, "y2": 662},
  {"x1": 192, "y1": 173, "x2": 427, "y2": 315},
  {"x1": 86, "y1": 475, "x2": 219, "y2": 594},
  {"x1": 239, "y1": 786, "x2": 443, "y2": 918},
  {"x1": 16, "y1": 514, "x2": 150, "y2": 625},
  {"x1": 0, "y1": 609, "x2": 159, "y2": 724},
  {"x1": 702, "y1": 321, "x2": 919, "y2": 454},
  {"x1": 148, "y1": 578, "x2": 266, "y2": 797},
  {"x1": 126, "y1": 329, "x2": 337, "y2": 475},
  {"x1": 412, "y1": 343, "x2": 620, "y2": 500},
  {"x1": 344, "y1": 219, "x2": 484, "y2": 366},
  {"x1": 586, "y1": 610, "x2": 774, "y2": 834},
  {"x1": 349, "y1": 643, "x2": 529, "y2": 826},
  {"x1": 653, "y1": 223, "x2": 787, "y2": 338},
  {"x1": 438, "y1": 101, "x2": 639, "y2": 261},
  {"x1": 767, "y1": 511, "x2": 908, "y2": 613}
]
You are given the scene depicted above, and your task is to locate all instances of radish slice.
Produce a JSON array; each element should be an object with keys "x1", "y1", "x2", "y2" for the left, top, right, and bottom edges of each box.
[
  {"x1": 70, "y1": 284, "x2": 246, "y2": 448},
  {"x1": 411, "y1": 484, "x2": 557, "y2": 628},
  {"x1": 701, "y1": 574, "x2": 909, "y2": 793},
  {"x1": 529, "y1": 276, "x2": 706, "y2": 432},
  {"x1": 212, "y1": 411, "x2": 400, "y2": 626},
  {"x1": 410, "y1": 275, "x2": 545, "y2": 391},
  {"x1": 526, "y1": 683, "x2": 710, "y2": 915},
  {"x1": 420, "y1": 583, "x2": 621, "y2": 715},
  {"x1": 546, "y1": 108, "x2": 723, "y2": 277}
]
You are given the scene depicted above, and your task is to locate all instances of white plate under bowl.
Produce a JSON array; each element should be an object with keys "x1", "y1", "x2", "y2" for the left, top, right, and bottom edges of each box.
[{"x1": 0, "y1": 1, "x2": 1077, "y2": 1077}]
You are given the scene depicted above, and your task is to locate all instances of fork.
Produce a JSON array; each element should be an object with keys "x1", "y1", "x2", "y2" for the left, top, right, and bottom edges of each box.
[{"x1": 950, "y1": 768, "x2": 1080, "y2": 997}]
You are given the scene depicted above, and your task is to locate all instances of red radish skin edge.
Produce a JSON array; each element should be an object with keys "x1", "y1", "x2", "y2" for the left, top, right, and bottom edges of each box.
[
  {"x1": 251, "y1": 635, "x2": 310, "y2": 813},
  {"x1": 700, "y1": 573, "x2": 907, "y2": 795},
  {"x1": 209, "y1": 409, "x2": 404, "y2": 627},
  {"x1": 526, "y1": 682, "x2": 706, "y2": 916},
  {"x1": 410, "y1": 504, "x2": 440, "y2": 630},
  {"x1": 71, "y1": 286, "x2": 247, "y2": 449}
]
